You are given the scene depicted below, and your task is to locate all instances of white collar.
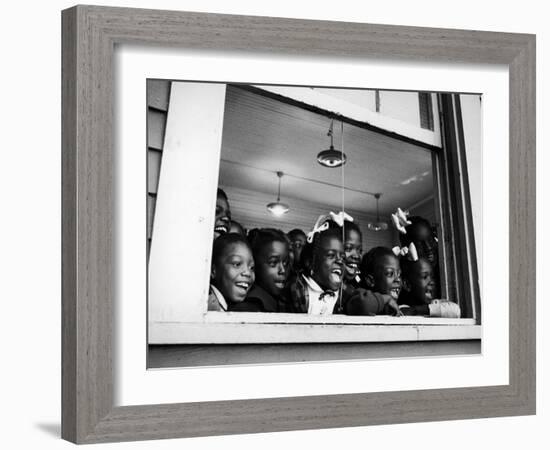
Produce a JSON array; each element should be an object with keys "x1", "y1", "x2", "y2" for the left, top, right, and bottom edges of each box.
[
  {"x1": 303, "y1": 275, "x2": 337, "y2": 296},
  {"x1": 303, "y1": 275, "x2": 324, "y2": 293},
  {"x1": 210, "y1": 284, "x2": 228, "y2": 311},
  {"x1": 302, "y1": 275, "x2": 338, "y2": 315}
]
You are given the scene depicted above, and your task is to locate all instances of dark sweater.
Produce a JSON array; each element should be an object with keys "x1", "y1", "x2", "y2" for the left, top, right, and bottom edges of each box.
[
  {"x1": 344, "y1": 288, "x2": 395, "y2": 316},
  {"x1": 228, "y1": 285, "x2": 291, "y2": 313}
]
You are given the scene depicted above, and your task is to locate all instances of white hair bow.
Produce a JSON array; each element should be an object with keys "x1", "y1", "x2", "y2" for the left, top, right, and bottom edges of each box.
[
  {"x1": 392, "y1": 242, "x2": 419, "y2": 261},
  {"x1": 329, "y1": 211, "x2": 353, "y2": 227},
  {"x1": 306, "y1": 211, "x2": 354, "y2": 243},
  {"x1": 391, "y1": 207, "x2": 412, "y2": 234}
]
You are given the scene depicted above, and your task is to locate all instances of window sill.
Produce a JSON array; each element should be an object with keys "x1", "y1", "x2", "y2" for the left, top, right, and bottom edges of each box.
[{"x1": 149, "y1": 312, "x2": 480, "y2": 344}]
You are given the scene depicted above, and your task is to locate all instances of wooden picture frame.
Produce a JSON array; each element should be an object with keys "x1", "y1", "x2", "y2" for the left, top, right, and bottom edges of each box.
[{"x1": 62, "y1": 5, "x2": 535, "y2": 444}]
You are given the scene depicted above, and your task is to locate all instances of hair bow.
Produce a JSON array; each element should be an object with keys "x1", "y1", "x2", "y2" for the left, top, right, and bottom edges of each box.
[
  {"x1": 306, "y1": 211, "x2": 354, "y2": 243},
  {"x1": 306, "y1": 216, "x2": 330, "y2": 243},
  {"x1": 392, "y1": 242, "x2": 419, "y2": 261},
  {"x1": 329, "y1": 211, "x2": 353, "y2": 227},
  {"x1": 391, "y1": 207, "x2": 412, "y2": 234}
]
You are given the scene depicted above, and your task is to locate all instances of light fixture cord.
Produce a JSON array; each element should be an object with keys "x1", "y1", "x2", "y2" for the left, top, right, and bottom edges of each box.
[
  {"x1": 339, "y1": 120, "x2": 345, "y2": 309},
  {"x1": 277, "y1": 175, "x2": 281, "y2": 201},
  {"x1": 341, "y1": 120, "x2": 345, "y2": 223},
  {"x1": 328, "y1": 119, "x2": 334, "y2": 147}
]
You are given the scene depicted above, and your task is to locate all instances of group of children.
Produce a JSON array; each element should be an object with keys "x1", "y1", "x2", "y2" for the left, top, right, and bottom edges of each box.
[{"x1": 208, "y1": 188, "x2": 460, "y2": 318}]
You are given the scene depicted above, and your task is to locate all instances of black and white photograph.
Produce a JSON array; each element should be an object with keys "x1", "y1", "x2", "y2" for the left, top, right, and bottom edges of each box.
[{"x1": 147, "y1": 80, "x2": 482, "y2": 366}]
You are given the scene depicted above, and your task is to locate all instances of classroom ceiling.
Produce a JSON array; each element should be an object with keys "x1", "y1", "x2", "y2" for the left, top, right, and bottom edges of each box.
[{"x1": 218, "y1": 85, "x2": 434, "y2": 216}]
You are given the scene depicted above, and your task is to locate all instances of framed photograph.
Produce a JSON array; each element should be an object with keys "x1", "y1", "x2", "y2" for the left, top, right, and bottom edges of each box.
[
  {"x1": 62, "y1": 5, "x2": 535, "y2": 444},
  {"x1": 147, "y1": 80, "x2": 481, "y2": 367}
]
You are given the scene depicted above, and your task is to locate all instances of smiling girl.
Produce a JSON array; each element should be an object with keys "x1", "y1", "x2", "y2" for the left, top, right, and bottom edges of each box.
[
  {"x1": 208, "y1": 233, "x2": 255, "y2": 311},
  {"x1": 333, "y1": 220, "x2": 363, "y2": 314},
  {"x1": 289, "y1": 216, "x2": 346, "y2": 315},
  {"x1": 342, "y1": 221, "x2": 362, "y2": 284}
]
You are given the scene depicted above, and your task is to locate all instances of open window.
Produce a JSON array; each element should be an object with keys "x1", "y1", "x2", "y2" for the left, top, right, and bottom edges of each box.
[{"x1": 147, "y1": 80, "x2": 481, "y2": 353}]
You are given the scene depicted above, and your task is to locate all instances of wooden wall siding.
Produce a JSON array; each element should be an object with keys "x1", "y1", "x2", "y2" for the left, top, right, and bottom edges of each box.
[
  {"x1": 147, "y1": 79, "x2": 171, "y2": 111},
  {"x1": 147, "y1": 109, "x2": 168, "y2": 150},
  {"x1": 147, "y1": 150, "x2": 162, "y2": 194},
  {"x1": 147, "y1": 194, "x2": 156, "y2": 239},
  {"x1": 221, "y1": 184, "x2": 398, "y2": 251},
  {"x1": 147, "y1": 80, "x2": 171, "y2": 246}
]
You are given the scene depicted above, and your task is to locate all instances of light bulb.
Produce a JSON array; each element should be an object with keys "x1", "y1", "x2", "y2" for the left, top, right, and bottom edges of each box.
[{"x1": 267, "y1": 202, "x2": 289, "y2": 216}]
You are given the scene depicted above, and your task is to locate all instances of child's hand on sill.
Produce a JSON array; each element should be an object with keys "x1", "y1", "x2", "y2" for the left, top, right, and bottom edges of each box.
[{"x1": 383, "y1": 296, "x2": 404, "y2": 317}]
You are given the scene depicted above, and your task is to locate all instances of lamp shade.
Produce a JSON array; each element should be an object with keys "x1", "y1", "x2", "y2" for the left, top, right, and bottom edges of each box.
[
  {"x1": 317, "y1": 146, "x2": 347, "y2": 168},
  {"x1": 267, "y1": 171, "x2": 290, "y2": 216},
  {"x1": 367, "y1": 193, "x2": 388, "y2": 231},
  {"x1": 368, "y1": 221, "x2": 389, "y2": 231},
  {"x1": 266, "y1": 201, "x2": 290, "y2": 216},
  {"x1": 317, "y1": 119, "x2": 347, "y2": 168}
]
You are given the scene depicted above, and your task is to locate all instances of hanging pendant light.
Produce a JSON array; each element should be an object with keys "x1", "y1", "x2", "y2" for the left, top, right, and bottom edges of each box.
[
  {"x1": 267, "y1": 171, "x2": 290, "y2": 216},
  {"x1": 368, "y1": 193, "x2": 389, "y2": 231},
  {"x1": 317, "y1": 119, "x2": 347, "y2": 168}
]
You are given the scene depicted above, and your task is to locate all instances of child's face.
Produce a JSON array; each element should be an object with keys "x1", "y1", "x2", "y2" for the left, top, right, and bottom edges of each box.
[
  {"x1": 343, "y1": 229, "x2": 362, "y2": 281},
  {"x1": 312, "y1": 235, "x2": 344, "y2": 292},
  {"x1": 211, "y1": 242, "x2": 254, "y2": 303},
  {"x1": 255, "y1": 241, "x2": 290, "y2": 298},
  {"x1": 405, "y1": 259, "x2": 436, "y2": 304},
  {"x1": 290, "y1": 234, "x2": 306, "y2": 268},
  {"x1": 370, "y1": 254, "x2": 402, "y2": 300},
  {"x1": 214, "y1": 195, "x2": 231, "y2": 239},
  {"x1": 409, "y1": 223, "x2": 438, "y2": 265}
]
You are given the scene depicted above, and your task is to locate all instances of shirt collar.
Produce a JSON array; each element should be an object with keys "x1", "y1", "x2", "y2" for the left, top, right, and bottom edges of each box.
[
  {"x1": 302, "y1": 275, "x2": 324, "y2": 293},
  {"x1": 303, "y1": 275, "x2": 336, "y2": 297},
  {"x1": 210, "y1": 284, "x2": 228, "y2": 311},
  {"x1": 302, "y1": 275, "x2": 338, "y2": 315}
]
